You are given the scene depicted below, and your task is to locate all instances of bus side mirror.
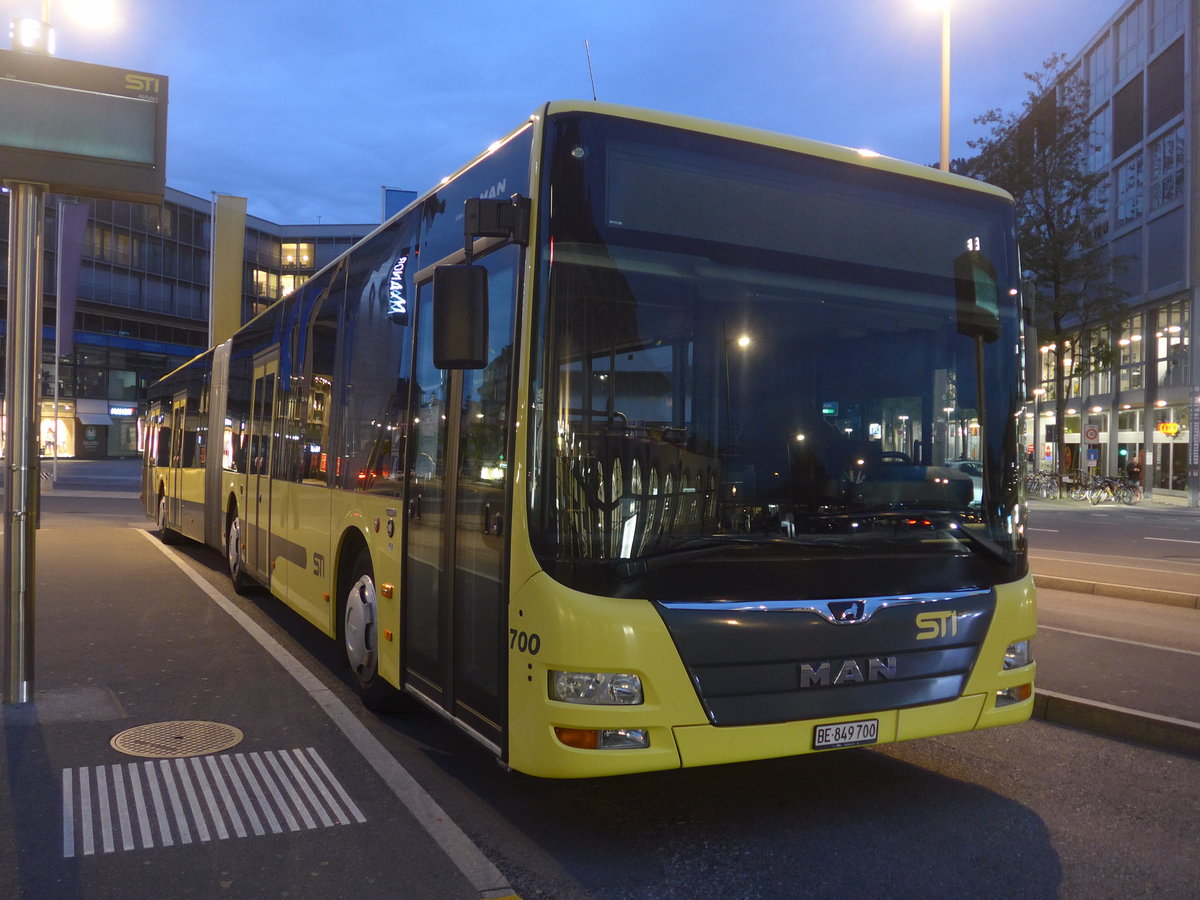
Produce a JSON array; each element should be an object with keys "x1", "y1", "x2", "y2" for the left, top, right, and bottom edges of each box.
[
  {"x1": 954, "y1": 249, "x2": 1000, "y2": 344},
  {"x1": 433, "y1": 265, "x2": 488, "y2": 369}
]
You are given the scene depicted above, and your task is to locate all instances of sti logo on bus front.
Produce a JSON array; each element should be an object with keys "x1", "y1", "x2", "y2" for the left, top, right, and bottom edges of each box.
[{"x1": 915, "y1": 610, "x2": 959, "y2": 640}]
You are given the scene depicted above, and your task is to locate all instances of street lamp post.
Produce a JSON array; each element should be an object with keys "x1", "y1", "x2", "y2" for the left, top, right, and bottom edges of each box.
[
  {"x1": 939, "y1": 2, "x2": 950, "y2": 172},
  {"x1": 919, "y1": 1, "x2": 952, "y2": 172}
]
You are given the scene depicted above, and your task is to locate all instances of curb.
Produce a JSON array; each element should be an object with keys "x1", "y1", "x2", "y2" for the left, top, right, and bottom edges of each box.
[
  {"x1": 1032, "y1": 574, "x2": 1200, "y2": 610},
  {"x1": 1034, "y1": 688, "x2": 1200, "y2": 758}
]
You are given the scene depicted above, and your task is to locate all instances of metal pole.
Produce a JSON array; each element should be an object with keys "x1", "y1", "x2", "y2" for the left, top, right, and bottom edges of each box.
[
  {"x1": 3, "y1": 180, "x2": 46, "y2": 705},
  {"x1": 939, "y1": 4, "x2": 951, "y2": 172},
  {"x1": 53, "y1": 200, "x2": 62, "y2": 483}
]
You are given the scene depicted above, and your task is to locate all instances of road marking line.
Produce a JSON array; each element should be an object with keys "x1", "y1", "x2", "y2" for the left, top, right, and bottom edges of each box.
[
  {"x1": 205, "y1": 755, "x2": 248, "y2": 838},
  {"x1": 143, "y1": 760, "x2": 172, "y2": 847},
  {"x1": 161, "y1": 759, "x2": 193, "y2": 844},
  {"x1": 189, "y1": 756, "x2": 228, "y2": 840},
  {"x1": 62, "y1": 769, "x2": 74, "y2": 859},
  {"x1": 138, "y1": 528, "x2": 513, "y2": 897},
  {"x1": 1028, "y1": 527, "x2": 1060, "y2": 532},
  {"x1": 61, "y1": 747, "x2": 362, "y2": 857},
  {"x1": 1145, "y1": 536, "x2": 1200, "y2": 545},
  {"x1": 96, "y1": 765, "x2": 115, "y2": 854},
  {"x1": 80, "y1": 767, "x2": 94, "y2": 855},
  {"x1": 223, "y1": 754, "x2": 265, "y2": 836},
  {"x1": 174, "y1": 757, "x2": 209, "y2": 842},
  {"x1": 112, "y1": 764, "x2": 135, "y2": 851},
  {"x1": 1032, "y1": 553, "x2": 1200, "y2": 574},
  {"x1": 1039, "y1": 624, "x2": 1200, "y2": 657}
]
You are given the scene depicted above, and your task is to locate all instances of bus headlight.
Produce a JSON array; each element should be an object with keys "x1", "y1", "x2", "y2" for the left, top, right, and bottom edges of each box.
[
  {"x1": 1003, "y1": 640, "x2": 1032, "y2": 670},
  {"x1": 549, "y1": 671, "x2": 643, "y2": 705},
  {"x1": 554, "y1": 727, "x2": 650, "y2": 750}
]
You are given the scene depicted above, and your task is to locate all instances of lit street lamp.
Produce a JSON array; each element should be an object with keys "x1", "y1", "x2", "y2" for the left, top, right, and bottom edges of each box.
[{"x1": 919, "y1": 0, "x2": 952, "y2": 172}]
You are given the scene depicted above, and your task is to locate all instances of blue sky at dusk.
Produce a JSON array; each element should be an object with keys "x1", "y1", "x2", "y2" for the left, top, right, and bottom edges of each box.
[{"x1": 16, "y1": 0, "x2": 1117, "y2": 224}]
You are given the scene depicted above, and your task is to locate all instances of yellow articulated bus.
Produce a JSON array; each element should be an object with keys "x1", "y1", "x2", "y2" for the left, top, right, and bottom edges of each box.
[{"x1": 145, "y1": 101, "x2": 1036, "y2": 778}]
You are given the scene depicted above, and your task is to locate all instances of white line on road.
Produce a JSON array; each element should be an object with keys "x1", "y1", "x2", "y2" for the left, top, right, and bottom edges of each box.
[
  {"x1": 136, "y1": 528, "x2": 512, "y2": 898},
  {"x1": 1145, "y1": 536, "x2": 1200, "y2": 545},
  {"x1": 1028, "y1": 527, "x2": 1060, "y2": 532},
  {"x1": 1039, "y1": 624, "x2": 1200, "y2": 657},
  {"x1": 1031, "y1": 553, "x2": 1200, "y2": 574}
]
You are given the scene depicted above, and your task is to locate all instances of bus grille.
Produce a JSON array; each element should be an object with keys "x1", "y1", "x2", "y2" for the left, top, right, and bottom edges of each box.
[{"x1": 656, "y1": 590, "x2": 994, "y2": 727}]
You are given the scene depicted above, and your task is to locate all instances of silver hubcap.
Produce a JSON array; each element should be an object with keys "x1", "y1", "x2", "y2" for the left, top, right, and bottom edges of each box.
[
  {"x1": 227, "y1": 519, "x2": 242, "y2": 574},
  {"x1": 344, "y1": 574, "x2": 377, "y2": 676}
]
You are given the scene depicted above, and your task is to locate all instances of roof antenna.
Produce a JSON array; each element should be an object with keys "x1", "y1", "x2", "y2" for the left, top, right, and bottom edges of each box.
[{"x1": 584, "y1": 39, "x2": 598, "y2": 101}]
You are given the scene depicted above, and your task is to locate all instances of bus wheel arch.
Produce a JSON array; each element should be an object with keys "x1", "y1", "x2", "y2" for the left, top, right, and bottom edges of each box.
[{"x1": 336, "y1": 531, "x2": 401, "y2": 711}]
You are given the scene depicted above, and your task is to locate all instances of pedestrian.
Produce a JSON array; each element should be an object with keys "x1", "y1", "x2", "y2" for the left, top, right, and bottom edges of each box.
[{"x1": 1126, "y1": 457, "x2": 1142, "y2": 484}]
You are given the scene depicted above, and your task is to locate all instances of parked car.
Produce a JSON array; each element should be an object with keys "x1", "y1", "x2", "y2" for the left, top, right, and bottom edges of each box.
[{"x1": 945, "y1": 459, "x2": 983, "y2": 506}]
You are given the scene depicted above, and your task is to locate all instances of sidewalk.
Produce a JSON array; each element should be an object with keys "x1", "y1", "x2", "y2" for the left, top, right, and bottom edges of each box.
[
  {"x1": 0, "y1": 496, "x2": 514, "y2": 899},
  {"x1": 1028, "y1": 491, "x2": 1198, "y2": 514}
]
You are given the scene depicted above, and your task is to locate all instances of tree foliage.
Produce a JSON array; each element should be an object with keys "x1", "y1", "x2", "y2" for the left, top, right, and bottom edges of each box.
[{"x1": 965, "y1": 53, "x2": 1126, "y2": 480}]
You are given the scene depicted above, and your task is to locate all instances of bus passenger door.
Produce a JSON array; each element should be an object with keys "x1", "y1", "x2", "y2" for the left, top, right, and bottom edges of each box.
[
  {"x1": 405, "y1": 247, "x2": 518, "y2": 751},
  {"x1": 167, "y1": 392, "x2": 187, "y2": 528},
  {"x1": 245, "y1": 353, "x2": 278, "y2": 583}
]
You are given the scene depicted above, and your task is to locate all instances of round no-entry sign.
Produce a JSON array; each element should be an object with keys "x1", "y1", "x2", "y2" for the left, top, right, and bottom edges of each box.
[{"x1": 1084, "y1": 426, "x2": 1100, "y2": 442}]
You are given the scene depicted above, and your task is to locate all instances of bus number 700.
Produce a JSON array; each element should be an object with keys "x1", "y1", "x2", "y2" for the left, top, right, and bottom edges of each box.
[{"x1": 509, "y1": 629, "x2": 541, "y2": 655}]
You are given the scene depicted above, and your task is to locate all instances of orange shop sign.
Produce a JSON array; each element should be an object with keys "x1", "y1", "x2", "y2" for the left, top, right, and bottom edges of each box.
[{"x1": 1157, "y1": 422, "x2": 1181, "y2": 437}]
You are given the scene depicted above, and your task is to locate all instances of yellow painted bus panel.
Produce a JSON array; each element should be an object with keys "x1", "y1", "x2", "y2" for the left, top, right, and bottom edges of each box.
[
  {"x1": 505, "y1": 567, "x2": 1035, "y2": 777},
  {"x1": 272, "y1": 480, "x2": 336, "y2": 634},
  {"x1": 505, "y1": 572, "x2": 707, "y2": 776}
]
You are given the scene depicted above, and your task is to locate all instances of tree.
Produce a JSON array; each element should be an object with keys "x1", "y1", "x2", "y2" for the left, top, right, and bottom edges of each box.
[{"x1": 965, "y1": 54, "x2": 1126, "y2": 489}]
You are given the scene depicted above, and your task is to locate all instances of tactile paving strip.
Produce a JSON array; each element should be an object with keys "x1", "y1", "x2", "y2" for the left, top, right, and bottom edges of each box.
[{"x1": 110, "y1": 721, "x2": 244, "y2": 758}]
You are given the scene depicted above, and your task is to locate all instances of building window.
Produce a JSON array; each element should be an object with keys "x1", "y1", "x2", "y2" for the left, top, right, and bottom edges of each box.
[
  {"x1": 1117, "y1": 314, "x2": 1145, "y2": 391},
  {"x1": 281, "y1": 242, "x2": 314, "y2": 268},
  {"x1": 1149, "y1": 125, "x2": 1184, "y2": 211},
  {"x1": 1156, "y1": 298, "x2": 1188, "y2": 387},
  {"x1": 1151, "y1": 0, "x2": 1185, "y2": 51},
  {"x1": 1087, "y1": 108, "x2": 1110, "y2": 173},
  {"x1": 1116, "y1": 153, "x2": 1144, "y2": 226},
  {"x1": 1115, "y1": 3, "x2": 1147, "y2": 83},
  {"x1": 280, "y1": 273, "x2": 309, "y2": 297},
  {"x1": 1086, "y1": 34, "x2": 1112, "y2": 105},
  {"x1": 251, "y1": 268, "x2": 279, "y2": 299}
]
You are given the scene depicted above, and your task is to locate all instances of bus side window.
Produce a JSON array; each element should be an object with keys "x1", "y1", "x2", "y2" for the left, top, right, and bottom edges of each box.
[{"x1": 156, "y1": 426, "x2": 172, "y2": 467}]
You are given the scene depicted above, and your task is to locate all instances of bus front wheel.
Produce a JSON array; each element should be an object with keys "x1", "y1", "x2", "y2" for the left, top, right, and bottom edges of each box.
[
  {"x1": 226, "y1": 514, "x2": 254, "y2": 595},
  {"x1": 157, "y1": 493, "x2": 179, "y2": 545},
  {"x1": 342, "y1": 548, "x2": 401, "y2": 711}
]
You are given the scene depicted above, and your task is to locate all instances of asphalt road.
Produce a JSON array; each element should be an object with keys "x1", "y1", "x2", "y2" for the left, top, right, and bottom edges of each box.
[{"x1": 0, "y1": 482, "x2": 1196, "y2": 898}]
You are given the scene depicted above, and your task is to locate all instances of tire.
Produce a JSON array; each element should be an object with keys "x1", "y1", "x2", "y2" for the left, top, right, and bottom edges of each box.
[
  {"x1": 341, "y1": 547, "x2": 402, "y2": 712},
  {"x1": 157, "y1": 493, "x2": 179, "y2": 545},
  {"x1": 226, "y1": 512, "x2": 255, "y2": 595}
]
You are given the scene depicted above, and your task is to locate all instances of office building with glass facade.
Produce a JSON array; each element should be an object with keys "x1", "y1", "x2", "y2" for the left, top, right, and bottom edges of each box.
[
  {"x1": 1029, "y1": 0, "x2": 1194, "y2": 495},
  {"x1": 0, "y1": 187, "x2": 371, "y2": 458}
]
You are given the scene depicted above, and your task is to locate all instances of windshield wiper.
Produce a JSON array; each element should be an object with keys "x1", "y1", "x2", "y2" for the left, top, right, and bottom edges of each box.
[
  {"x1": 863, "y1": 508, "x2": 1014, "y2": 565},
  {"x1": 611, "y1": 539, "x2": 756, "y2": 579},
  {"x1": 610, "y1": 535, "x2": 844, "y2": 579},
  {"x1": 944, "y1": 519, "x2": 1014, "y2": 565}
]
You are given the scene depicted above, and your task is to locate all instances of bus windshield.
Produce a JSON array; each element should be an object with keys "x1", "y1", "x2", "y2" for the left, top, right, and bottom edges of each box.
[{"x1": 528, "y1": 113, "x2": 1026, "y2": 594}]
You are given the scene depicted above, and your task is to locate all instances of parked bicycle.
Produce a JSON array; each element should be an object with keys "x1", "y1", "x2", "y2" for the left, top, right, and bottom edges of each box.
[{"x1": 1025, "y1": 469, "x2": 1060, "y2": 499}]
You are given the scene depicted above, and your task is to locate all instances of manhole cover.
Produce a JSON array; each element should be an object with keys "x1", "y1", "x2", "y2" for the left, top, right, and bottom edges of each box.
[{"x1": 110, "y1": 721, "x2": 244, "y2": 758}]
